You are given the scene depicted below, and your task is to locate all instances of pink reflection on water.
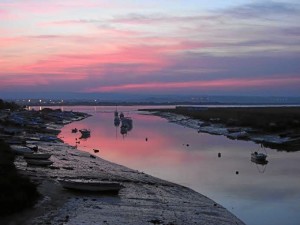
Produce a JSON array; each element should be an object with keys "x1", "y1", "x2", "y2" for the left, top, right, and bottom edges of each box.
[
  {"x1": 58, "y1": 106, "x2": 300, "y2": 225},
  {"x1": 61, "y1": 113, "x2": 204, "y2": 173}
]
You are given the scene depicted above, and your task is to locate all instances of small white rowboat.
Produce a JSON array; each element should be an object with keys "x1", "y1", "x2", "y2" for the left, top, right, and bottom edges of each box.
[
  {"x1": 24, "y1": 153, "x2": 52, "y2": 160},
  {"x1": 58, "y1": 179, "x2": 123, "y2": 192}
]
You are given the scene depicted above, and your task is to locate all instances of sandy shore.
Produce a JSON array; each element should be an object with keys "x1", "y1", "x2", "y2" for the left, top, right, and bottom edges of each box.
[{"x1": 1, "y1": 114, "x2": 245, "y2": 225}]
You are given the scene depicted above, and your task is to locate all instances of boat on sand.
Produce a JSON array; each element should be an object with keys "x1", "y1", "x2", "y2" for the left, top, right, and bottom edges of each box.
[
  {"x1": 26, "y1": 159, "x2": 53, "y2": 166},
  {"x1": 10, "y1": 145, "x2": 33, "y2": 155},
  {"x1": 58, "y1": 179, "x2": 124, "y2": 192},
  {"x1": 24, "y1": 153, "x2": 52, "y2": 160}
]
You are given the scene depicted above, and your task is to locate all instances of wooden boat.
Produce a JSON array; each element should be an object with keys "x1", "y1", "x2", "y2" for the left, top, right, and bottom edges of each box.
[
  {"x1": 26, "y1": 159, "x2": 53, "y2": 166},
  {"x1": 251, "y1": 152, "x2": 267, "y2": 161},
  {"x1": 251, "y1": 157, "x2": 268, "y2": 165},
  {"x1": 26, "y1": 144, "x2": 38, "y2": 151},
  {"x1": 24, "y1": 153, "x2": 52, "y2": 160},
  {"x1": 10, "y1": 145, "x2": 33, "y2": 155},
  {"x1": 58, "y1": 179, "x2": 124, "y2": 192},
  {"x1": 251, "y1": 144, "x2": 268, "y2": 162}
]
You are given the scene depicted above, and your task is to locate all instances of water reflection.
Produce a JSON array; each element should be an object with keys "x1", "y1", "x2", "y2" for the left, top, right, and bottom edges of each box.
[
  {"x1": 79, "y1": 129, "x2": 91, "y2": 139},
  {"x1": 114, "y1": 110, "x2": 133, "y2": 137},
  {"x1": 58, "y1": 106, "x2": 300, "y2": 225},
  {"x1": 251, "y1": 160, "x2": 268, "y2": 173}
]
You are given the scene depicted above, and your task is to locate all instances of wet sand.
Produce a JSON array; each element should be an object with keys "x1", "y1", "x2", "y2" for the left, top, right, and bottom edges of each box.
[{"x1": 2, "y1": 117, "x2": 245, "y2": 225}]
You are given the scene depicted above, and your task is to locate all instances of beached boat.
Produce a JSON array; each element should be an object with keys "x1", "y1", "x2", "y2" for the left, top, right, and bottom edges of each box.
[
  {"x1": 26, "y1": 144, "x2": 38, "y2": 151},
  {"x1": 26, "y1": 159, "x2": 53, "y2": 166},
  {"x1": 24, "y1": 153, "x2": 52, "y2": 160},
  {"x1": 40, "y1": 136, "x2": 58, "y2": 142},
  {"x1": 10, "y1": 145, "x2": 33, "y2": 155},
  {"x1": 58, "y1": 179, "x2": 124, "y2": 192}
]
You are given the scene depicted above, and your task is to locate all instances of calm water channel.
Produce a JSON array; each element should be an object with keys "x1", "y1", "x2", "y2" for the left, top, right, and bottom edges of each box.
[{"x1": 47, "y1": 106, "x2": 299, "y2": 225}]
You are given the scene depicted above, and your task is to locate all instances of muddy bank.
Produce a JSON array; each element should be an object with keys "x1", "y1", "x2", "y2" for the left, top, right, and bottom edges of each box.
[
  {"x1": 1, "y1": 139, "x2": 245, "y2": 225},
  {"x1": 140, "y1": 107, "x2": 300, "y2": 151},
  {"x1": 0, "y1": 109, "x2": 244, "y2": 225}
]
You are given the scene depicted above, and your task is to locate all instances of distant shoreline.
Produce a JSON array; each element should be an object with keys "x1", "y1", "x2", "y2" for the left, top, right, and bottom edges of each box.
[
  {"x1": 140, "y1": 106, "x2": 300, "y2": 152},
  {"x1": 8, "y1": 100, "x2": 300, "y2": 107}
]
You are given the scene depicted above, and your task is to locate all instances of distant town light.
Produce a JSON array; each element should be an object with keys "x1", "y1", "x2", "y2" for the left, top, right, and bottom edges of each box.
[
  {"x1": 39, "y1": 99, "x2": 42, "y2": 102},
  {"x1": 28, "y1": 99, "x2": 31, "y2": 102}
]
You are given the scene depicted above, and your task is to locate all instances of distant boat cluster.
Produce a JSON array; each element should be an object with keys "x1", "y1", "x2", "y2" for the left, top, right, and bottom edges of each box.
[{"x1": 114, "y1": 108, "x2": 133, "y2": 136}]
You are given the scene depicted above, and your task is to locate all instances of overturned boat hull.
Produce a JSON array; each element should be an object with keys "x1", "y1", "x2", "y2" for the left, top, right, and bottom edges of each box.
[{"x1": 59, "y1": 179, "x2": 123, "y2": 192}]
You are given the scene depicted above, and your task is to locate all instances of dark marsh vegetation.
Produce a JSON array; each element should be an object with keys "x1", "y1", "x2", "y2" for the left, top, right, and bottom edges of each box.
[
  {"x1": 0, "y1": 140, "x2": 39, "y2": 216},
  {"x1": 141, "y1": 107, "x2": 300, "y2": 151},
  {"x1": 144, "y1": 107, "x2": 300, "y2": 133},
  {"x1": 0, "y1": 99, "x2": 39, "y2": 216}
]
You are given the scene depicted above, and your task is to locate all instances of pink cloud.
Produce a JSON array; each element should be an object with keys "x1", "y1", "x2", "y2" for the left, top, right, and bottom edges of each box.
[
  {"x1": 85, "y1": 77, "x2": 300, "y2": 93},
  {"x1": 0, "y1": 37, "x2": 26, "y2": 47},
  {"x1": 111, "y1": 14, "x2": 204, "y2": 25},
  {"x1": 16, "y1": 44, "x2": 173, "y2": 77},
  {"x1": 16, "y1": 38, "x2": 209, "y2": 76},
  {"x1": 0, "y1": 1, "x2": 113, "y2": 14}
]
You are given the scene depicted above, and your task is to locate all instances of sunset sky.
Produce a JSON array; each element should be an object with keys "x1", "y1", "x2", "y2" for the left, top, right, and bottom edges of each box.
[{"x1": 1, "y1": 0, "x2": 299, "y2": 98}]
